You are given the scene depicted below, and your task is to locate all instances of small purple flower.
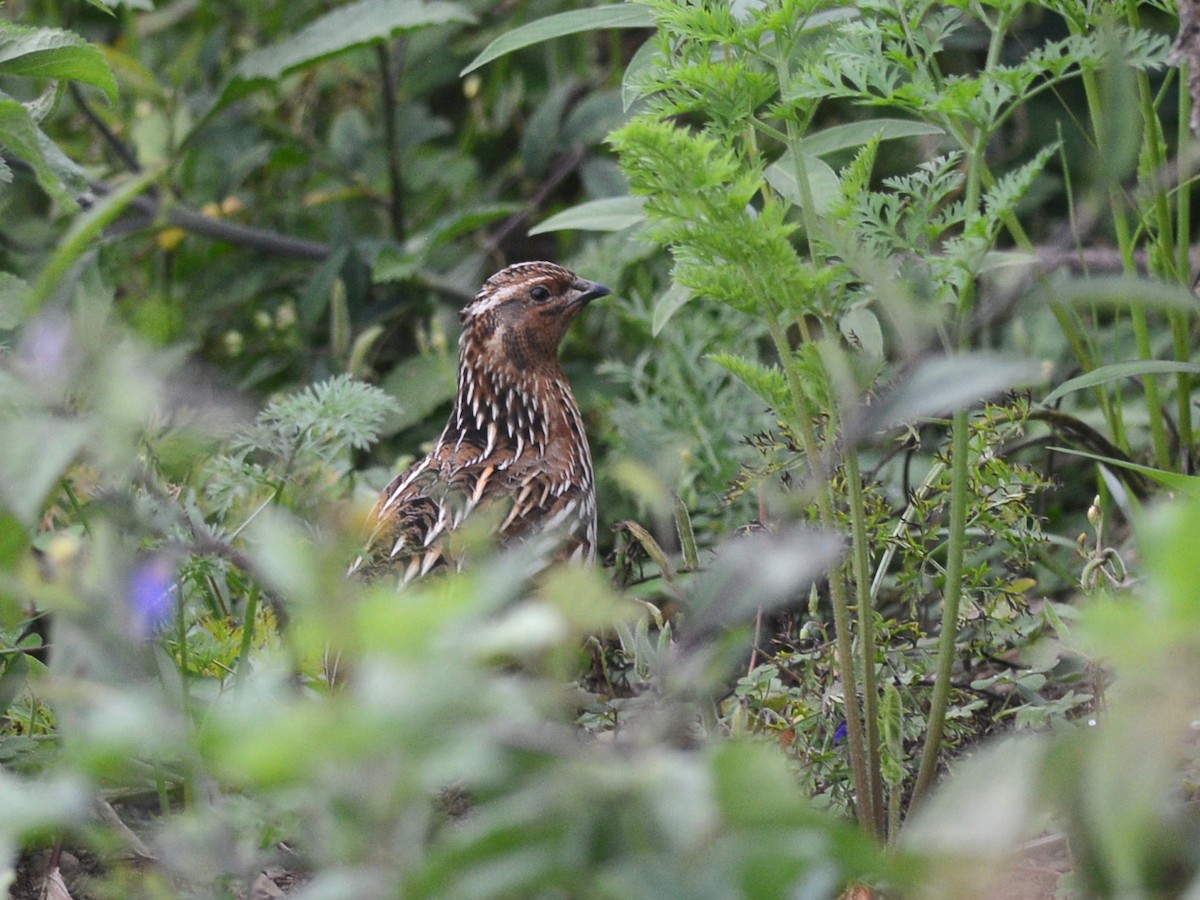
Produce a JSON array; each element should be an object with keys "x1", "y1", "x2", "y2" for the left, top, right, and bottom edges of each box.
[
  {"x1": 128, "y1": 556, "x2": 176, "y2": 636},
  {"x1": 833, "y1": 721, "x2": 848, "y2": 745}
]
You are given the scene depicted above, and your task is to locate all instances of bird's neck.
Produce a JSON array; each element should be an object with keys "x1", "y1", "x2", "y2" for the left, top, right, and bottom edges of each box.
[{"x1": 445, "y1": 350, "x2": 578, "y2": 456}]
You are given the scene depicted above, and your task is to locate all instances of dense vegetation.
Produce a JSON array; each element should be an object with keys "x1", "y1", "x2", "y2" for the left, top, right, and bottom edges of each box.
[{"x1": 1, "y1": 0, "x2": 1199, "y2": 896}]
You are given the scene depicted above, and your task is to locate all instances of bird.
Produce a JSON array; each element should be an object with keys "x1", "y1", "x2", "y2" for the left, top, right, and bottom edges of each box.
[{"x1": 351, "y1": 261, "x2": 610, "y2": 585}]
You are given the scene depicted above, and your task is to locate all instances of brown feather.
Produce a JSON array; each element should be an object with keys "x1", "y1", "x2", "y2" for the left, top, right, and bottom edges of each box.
[{"x1": 351, "y1": 262, "x2": 609, "y2": 584}]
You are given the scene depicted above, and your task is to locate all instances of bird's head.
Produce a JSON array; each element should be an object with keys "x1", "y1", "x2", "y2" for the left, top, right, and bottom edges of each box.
[{"x1": 459, "y1": 262, "x2": 610, "y2": 371}]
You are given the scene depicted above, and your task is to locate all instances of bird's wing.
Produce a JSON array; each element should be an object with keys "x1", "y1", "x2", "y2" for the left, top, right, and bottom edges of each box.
[{"x1": 350, "y1": 449, "x2": 592, "y2": 584}]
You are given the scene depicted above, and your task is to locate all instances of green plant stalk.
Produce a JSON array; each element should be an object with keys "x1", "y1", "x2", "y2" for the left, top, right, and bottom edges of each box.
[
  {"x1": 234, "y1": 586, "x2": 260, "y2": 690},
  {"x1": 910, "y1": 408, "x2": 970, "y2": 808},
  {"x1": 1051, "y1": 135, "x2": 1123, "y2": 440},
  {"x1": 1174, "y1": 67, "x2": 1193, "y2": 457},
  {"x1": 765, "y1": 313, "x2": 878, "y2": 838},
  {"x1": 1127, "y1": 3, "x2": 1174, "y2": 469},
  {"x1": 765, "y1": 27, "x2": 878, "y2": 834},
  {"x1": 909, "y1": 9, "x2": 1005, "y2": 809},
  {"x1": 843, "y1": 447, "x2": 884, "y2": 835},
  {"x1": 1072, "y1": 24, "x2": 1150, "y2": 458}
]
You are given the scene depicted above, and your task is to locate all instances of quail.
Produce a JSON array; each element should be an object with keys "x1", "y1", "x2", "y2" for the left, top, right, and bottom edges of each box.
[{"x1": 352, "y1": 261, "x2": 610, "y2": 583}]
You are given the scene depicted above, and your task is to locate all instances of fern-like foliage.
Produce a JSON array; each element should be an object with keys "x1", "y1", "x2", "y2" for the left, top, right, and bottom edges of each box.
[{"x1": 203, "y1": 376, "x2": 396, "y2": 521}]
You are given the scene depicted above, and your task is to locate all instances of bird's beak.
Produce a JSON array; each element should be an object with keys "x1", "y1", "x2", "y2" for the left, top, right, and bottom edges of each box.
[{"x1": 572, "y1": 279, "x2": 611, "y2": 306}]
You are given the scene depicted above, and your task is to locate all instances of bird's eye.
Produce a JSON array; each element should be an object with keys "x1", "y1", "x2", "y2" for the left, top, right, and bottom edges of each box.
[{"x1": 530, "y1": 285, "x2": 551, "y2": 302}]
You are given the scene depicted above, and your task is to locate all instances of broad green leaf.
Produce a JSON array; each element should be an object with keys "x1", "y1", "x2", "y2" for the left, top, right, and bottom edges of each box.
[
  {"x1": 0, "y1": 21, "x2": 117, "y2": 103},
  {"x1": 1037, "y1": 275, "x2": 1200, "y2": 313},
  {"x1": 870, "y1": 354, "x2": 1047, "y2": 429},
  {"x1": 801, "y1": 118, "x2": 944, "y2": 158},
  {"x1": 381, "y1": 350, "x2": 458, "y2": 433},
  {"x1": 839, "y1": 306, "x2": 883, "y2": 359},
  {"x1": 0, "y1": 415, "x2": 91, "y2": 526},
  {"x1": 978, "y1": 250, "x2": 1037, "y2": 273},
  {"x1": 1048, "y1": 448, "x2": 1200, "y2": 495},
  {"x1": 0, "y1": 273, "x2": 29, "y2": 330},
  {"x1": 220, "y1": 0, "x2": 476, "y2": 108},
  {"x1": 426, "y1": 203, "x2": 522, "y2": 248},
  {"x1": 651, "y1": 282, "x2": 692, "y2": 336},
  {"x1": 299, "y1": 247, "x2": 350, "y2": 328},
  {"x1": 0, "y1": 509, "x2": 28, "y2": 572},
  {"x1": 0, "y1": 96, "x2": 80, "y2": 208},
  {"x1": 461, "y1": 5, "x2": 657, "y2": 76},
  {"x1": 529, "y1": 195, "x2": 645, "y2": 235},
  {"x1": 1042, "y1": 360, "x2": 1200, "y2": 405},
  {"x1": 0, "y1": 653, "x2": 29, "y2": 719},
  {"x1": 764, "y1": 152, "x2": 840, "y2": 214},
  {"x1": 28, "y1": 166, "x2": 163, "y2": 312},
  {"x1": 621, "y1": 36, "x2": 660, "y2": 112}
]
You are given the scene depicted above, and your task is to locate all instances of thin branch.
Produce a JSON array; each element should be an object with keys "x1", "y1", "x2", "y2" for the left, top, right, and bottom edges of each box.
[
  {"x1": 375, "y1": 41, "x2": 406, "y2": 242},
  {"x1": 483, "y1": 144, "x2": 589, "y2": 258},
  {"x1": 70, "y1": 83, "x2": 142, "y2": 173}
]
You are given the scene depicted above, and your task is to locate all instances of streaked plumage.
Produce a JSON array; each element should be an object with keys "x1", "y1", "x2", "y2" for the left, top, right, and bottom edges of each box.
[{"x1": 351, "y1": 261, "x2": 609, "y2": 584}]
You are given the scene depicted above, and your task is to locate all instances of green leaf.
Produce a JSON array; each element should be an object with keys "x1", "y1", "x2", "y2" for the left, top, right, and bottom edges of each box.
[
  {"x1": 529, "y1": 195, "x2": 645, "y2": 235},
  {"x1": 839, "y1": 305, "x2": 883, "y2": 359},
  {"x1": 0, "y1": 96, "x2": 81, "y2": 208},
  {"x1": 0, "y1": 653, "x2": 29, "y2": 719},
  {"x1": 425, "y1": 203, "x2": 522, "y2": 248},
  {"x1": 802, "y1": 118, "x2": 944, "y2": 158},
  {"x1": 1043, "y1": 360, "x2": 1200, "y2": 405},
  {"x1": 0, "y1": 21, "x2": 117, "y2": 103},
  {"x1": 0, "y1": 415, "x2": 91, "y2": 526},
  {"x1": 764, "y1": 152, "x2": 840, "y2": 214},
  {"x1": 28, "y1": 166, "x2": 163, "y2": 313},
  {"x1": 651, "y1": 282, "x2": 692, "y2": 336},
  {"x1": 1037, "y1": 275, "x2": 1200, "y2": 314},
  {"x1": 380, "y1": 350, "x2": 458, "y2": 433},
  {"x1": 461, "y1": 5, "x2": 657, "y2": 76},
  {"x1": 621, "y1": 36, "x2": 660, "y2": 112},
  {"x1": 708, "y1": 352, "x2": 789, "y2": 412},
  {"x1": 0, "y1": 273, "x2": 29, "y2": 330},
  {"x1": 220, "y1": 0, "x2": 476, "y2": 108},
  {"x1": 870, "y1": 354, "x2": 1047, "y2": 429},
  {"x1": 299, "y1": 247, "x2": 350, "y2": 328},
  {"x1": 1048, "y1": 448, "x2": 1200, "y2": 495},
  {"x1": 0, "y1": 510, "x2": 29, "y2": 572}
]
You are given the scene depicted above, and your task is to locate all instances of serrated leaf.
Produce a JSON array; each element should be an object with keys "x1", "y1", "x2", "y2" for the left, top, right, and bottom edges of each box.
[
  {"x1": 461, "y1": 5, "x2": 657, "y2": 76},
  {"x1": 651, "y1": 282, "x2": 692, "y2": 336},
  {"x1": 1043, "y1": 360, "x2": 1200, "y2": 405},
  {"x1": 0, "y1": 22, "x2": 117, "y2": 103},
  {"x1": 802, "y1": 118, "x2": 944, "y2": 157},
  {"x1": 220, "y1": 0, "x2": 476, "y2": 108},
  {"x1": 708, "y1": 352, "x2": 789, "y2": 411},
  {"x1": 529, "y1": 195, "x2": 645, "y2": 235}
]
